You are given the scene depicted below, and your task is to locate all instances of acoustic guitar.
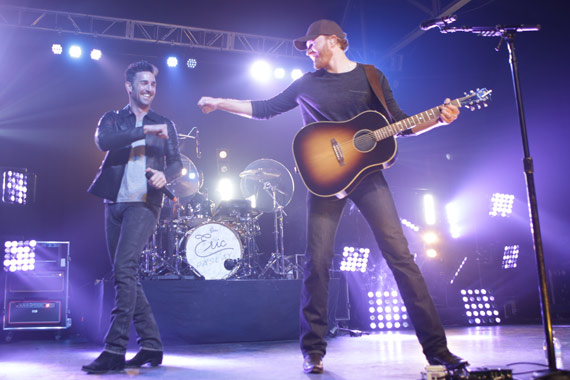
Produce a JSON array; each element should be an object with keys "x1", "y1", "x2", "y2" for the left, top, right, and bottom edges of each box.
[{"x1": 292, "y1": 88, "x2": 492, "y2": 198}]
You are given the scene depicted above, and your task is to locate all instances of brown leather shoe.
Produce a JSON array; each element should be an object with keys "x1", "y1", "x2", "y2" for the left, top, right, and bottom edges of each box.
[{"x1": 303, "y1": 353, "x2": 324, "y2": 374}]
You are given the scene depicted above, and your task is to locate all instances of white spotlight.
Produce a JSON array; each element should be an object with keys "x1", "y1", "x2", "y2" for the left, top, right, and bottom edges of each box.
[
  {"x1": 69, "y1": 45, "x2": 82, "y2": 58},
  {"x1": 274, "y1": 67, "x2": 286, "y2": 79},
  {"x1": 187, "y1": 58, "x2": 197, "y2": 68},
  {"x1": 90, "y1": 49, "x2": 102, "y2": 61},
  {"x1": 423, "y1": 194, "x2": 436, "y2": 225},
  {"x1": 217, "y1": 178, "x2": 234, "y2": 201},
  {"x1": 51, "y1": 44, "x2": 63, "y2": 55},
  {"x1": 250, "y1": 60, "x2": 271, "y2": 82},
  {"x1": 291, "y1": 69, "x2": 303, "y2": 80},
  {"x1": 166, "y1": 56, "x2": 178, "y2": 67}
]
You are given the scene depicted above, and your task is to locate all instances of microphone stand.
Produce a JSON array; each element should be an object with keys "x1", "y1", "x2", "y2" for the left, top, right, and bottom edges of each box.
[{"x1": 436, "y1": 23, "x2": 569, "y2": 379}]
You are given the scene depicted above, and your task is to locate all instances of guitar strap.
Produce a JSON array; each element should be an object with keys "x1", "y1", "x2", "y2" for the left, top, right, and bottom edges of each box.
[{"x1": 363, "y1": 64, "x2": 394, "y2": 123}]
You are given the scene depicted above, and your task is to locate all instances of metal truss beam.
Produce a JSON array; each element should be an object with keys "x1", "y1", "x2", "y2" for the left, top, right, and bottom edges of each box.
[{"x1": 0, "y1": 5, "x2": 304, "y2": 59}]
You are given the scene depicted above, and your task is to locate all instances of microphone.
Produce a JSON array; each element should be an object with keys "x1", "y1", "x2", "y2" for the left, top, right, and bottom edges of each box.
[
  {"x1": 145, "y1": 171, "x2": 177, "y2": 202},
  {"x1": 420, "y1": 14, "x2": 456, "y2": 30},
  {"x1": 224, "y1": 258, "x2": 239, "y2": 270},
  {"x1": 195, "y1": 127, "x2": 201, "y2": 159}
]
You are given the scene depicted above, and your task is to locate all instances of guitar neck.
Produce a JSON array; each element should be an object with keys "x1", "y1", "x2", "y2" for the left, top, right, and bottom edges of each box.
[{"x1": 372, "y1": 98, "x2": 461, "y2": 141}]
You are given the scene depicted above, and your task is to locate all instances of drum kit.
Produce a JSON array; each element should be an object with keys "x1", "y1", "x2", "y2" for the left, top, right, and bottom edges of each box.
[{"x1": 139, "y1": 156, "x2": 303, "y2": 280}]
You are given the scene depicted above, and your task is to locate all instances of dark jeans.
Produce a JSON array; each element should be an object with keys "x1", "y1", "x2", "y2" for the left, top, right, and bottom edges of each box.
[
  {"x1": 103, "y1": 202, "x2": 163, "y2": 355},
  {"x1": 300, "y1": 171, "x2": 447, "y2": 358}
]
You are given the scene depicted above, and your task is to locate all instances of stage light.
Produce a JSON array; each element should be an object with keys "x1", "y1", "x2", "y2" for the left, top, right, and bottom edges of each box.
[
  {"x1": 502, "y1": 244, "x2": 520, "y2": 269},
  {"x1": 90, "y1": 49, "x2": 102, "y2": 60},
  {"x1": 216, "y1": 178, "x2": 234, "y2": 201},
  {"x1": 426, "y1": 248, "x2": 438, "y2": 258},
  {"x1": 422, "y1": 231, "x2": 439, "y2": 245},
  {"x1": 401, "y1": 218, "x2": 420, "y2": 232},
  {"x1": 367, "y1": 289, "x2": 409, "y2": 330},
  {"x1": 445, "y1": 202, "x2": 461, "y2": 238},
  {"x1": 460, "y1": 288, "x2": 501, "y2": 325},
  {"x1": 186, "y1": 58, "x2": 197, "y2": 68},
  {"x1": 2, "y1": 169, "x2": 36, "y2": 205},
  {"x1": 51, "y1": 44, "x2": 63, "y2": 55},
  {"x1": 250, "y1": 60, "x2": 271, "y2": 82},
  {"x1": 423, "y1": 194, "x2": 436, "y2": 225},
  {"x1": 3, "y1": 240, "x2": 36, "y2": 272},
  {"x1": 69, "y1": 45, "x2": 82, "y2": 58},
  {"x1": 489, "y1": 193, "x2": 514, "y2": 217},
  {"x1": 450, "y1": 256, "x2": 468, "y2": 284},
  {"x1": 339, "y1": 246, "x2": 369, "y2": 273},
  {"x1": 274, "y1": 67, "x2": 286, "y2": 79},
  {"x1": 291, "y1": 69, "x2": 303, "y2": 80},
  {"x1": 216, "y1": 149, "x2": 230, "y2": 174},
  {"x1": 166, "y1": 56, "x2": 178, "y2": 67}
]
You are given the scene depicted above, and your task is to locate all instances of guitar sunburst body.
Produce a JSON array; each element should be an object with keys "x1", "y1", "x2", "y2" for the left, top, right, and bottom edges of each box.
[
  {"x1": 293, "y1": 111, "x2": 396, "y2": 198},
  {"x1": 292, "y1": 88, "x2": 493, "y2": 199}
]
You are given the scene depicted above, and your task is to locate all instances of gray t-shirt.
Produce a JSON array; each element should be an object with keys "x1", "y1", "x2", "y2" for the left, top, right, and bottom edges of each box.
[{"x1": 116, "y1": 120, "x2": 147, "y2": 202}]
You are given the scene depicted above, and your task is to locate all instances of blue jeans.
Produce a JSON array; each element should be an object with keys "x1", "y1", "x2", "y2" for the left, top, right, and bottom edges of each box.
[
  {"x1": 300, "y1": 171, "x2": 447, "y2": 358},
  {"x1": 103, "y1": 202, "x2": 163, "y2": 355}
]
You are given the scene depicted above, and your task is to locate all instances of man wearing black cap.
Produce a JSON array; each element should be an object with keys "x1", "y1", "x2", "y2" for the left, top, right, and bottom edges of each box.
[{"x1": 198, "y1": 19, "x2": 467, "y2": 375}]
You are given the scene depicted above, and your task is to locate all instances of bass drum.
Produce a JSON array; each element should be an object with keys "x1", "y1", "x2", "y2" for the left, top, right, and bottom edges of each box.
[{"x1": 184, "y1": 222, "x2": 242, "y2": 279}]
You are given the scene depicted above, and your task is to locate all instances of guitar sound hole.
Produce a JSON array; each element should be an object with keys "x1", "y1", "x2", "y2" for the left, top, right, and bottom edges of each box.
[{"x1": 353, "y1": 129, "x2": 376, "y2": 152}]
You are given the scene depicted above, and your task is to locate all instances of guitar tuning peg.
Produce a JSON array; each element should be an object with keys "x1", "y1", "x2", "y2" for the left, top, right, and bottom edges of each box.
[
  {"x1": 470, "y1": 106, "x2": 475, "y2": 111},
  {"x1": 477, "y1": 104, "x2": 481, "y2": 110},
  {"x1": 483, "y1": 103, "x2": 489, "y2": 108}
]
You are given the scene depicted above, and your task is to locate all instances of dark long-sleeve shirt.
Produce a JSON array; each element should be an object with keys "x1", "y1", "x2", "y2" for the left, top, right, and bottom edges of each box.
[{"x1": 251, "y1": 63, "x2": 408, "y2": 126}]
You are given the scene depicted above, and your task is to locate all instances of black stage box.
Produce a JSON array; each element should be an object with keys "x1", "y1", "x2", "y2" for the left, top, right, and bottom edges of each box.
[{"x1": 90, "y1": 278, "x2": 342, "y2": 344}]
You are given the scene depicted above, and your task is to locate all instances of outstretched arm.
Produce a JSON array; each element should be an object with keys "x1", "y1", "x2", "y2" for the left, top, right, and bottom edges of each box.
[{"x1": 197, "y1": 97, "x2": 253, "y2": 118}]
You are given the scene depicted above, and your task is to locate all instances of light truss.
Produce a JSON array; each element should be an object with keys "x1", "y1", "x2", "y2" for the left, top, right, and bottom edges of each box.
[{"x1": 0, "y1": 5, "x2": 304, "y2": 58}]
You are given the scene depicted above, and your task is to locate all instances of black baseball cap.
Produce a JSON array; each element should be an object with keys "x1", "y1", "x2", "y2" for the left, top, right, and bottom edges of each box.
[{"x1": 293, "y1": 19, "x2": 346, "y2": 51}]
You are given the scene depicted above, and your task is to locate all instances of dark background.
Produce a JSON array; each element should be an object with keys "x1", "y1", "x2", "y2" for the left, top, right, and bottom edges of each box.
[{"x1": 0, "y1": 0, "x2": 568, "y2": 328}]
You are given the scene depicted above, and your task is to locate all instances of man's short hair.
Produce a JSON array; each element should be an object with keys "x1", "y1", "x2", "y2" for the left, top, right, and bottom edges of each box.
[
  {"x1": 336, "y1": 36, "x2": 349, "y2": 51},
  {"x1": 124, "y1": 60, "x2": 158, "y2": 84}
]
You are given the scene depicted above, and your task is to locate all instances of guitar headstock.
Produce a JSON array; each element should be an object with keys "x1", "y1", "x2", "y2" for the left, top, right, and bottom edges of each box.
[{"x1": 459, "y1": 88, "x2": 492, "y2": 111}]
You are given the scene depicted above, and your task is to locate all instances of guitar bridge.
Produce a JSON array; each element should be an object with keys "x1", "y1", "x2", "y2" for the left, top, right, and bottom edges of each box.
[{"x1": 331, "y1": 138, "x2": 345, "y2": 166}]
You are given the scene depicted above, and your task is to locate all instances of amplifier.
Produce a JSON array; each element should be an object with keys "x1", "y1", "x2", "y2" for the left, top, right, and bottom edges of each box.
[{"x1": 7, "y1": 300, "x2": 62, "y2": 325}]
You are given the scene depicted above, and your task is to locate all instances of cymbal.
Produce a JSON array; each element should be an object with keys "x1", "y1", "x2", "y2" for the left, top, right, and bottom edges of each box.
[
  {"x1": 239, "y1": 168, "x2": 281, "y2": 180},
  {"x1": 239, "y1": 158, "x2": 294, "y2": 213},
  {"x1": 171, "y1": 154, "x2": 201, "y2": 199}
]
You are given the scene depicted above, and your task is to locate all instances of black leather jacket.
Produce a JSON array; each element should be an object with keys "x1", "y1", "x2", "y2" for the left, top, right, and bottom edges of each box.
[{"x1": 88, "y1": 105, "x2": 183, "y2": 207}]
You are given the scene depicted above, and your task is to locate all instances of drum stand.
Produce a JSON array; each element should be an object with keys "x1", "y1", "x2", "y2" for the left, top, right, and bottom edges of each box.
[{"x1": 259, "y1": 182, "x2": 302, "y2": 279}]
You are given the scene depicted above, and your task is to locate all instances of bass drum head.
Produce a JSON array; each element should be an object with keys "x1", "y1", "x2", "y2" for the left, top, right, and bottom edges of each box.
[{"x1": 184, "y1": 222, "x2": 242, "y2": 279}]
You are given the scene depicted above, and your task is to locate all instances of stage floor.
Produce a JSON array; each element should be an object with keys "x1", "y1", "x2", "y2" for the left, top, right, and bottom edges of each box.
[{"x1": 0, "y1": 325, "x2": 568, "y2": 380}]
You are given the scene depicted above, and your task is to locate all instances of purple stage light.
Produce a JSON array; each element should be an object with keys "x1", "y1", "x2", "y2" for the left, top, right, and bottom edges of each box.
[
  {"x1": 339, "y1": 246, "x2": 369, "y2": 273},
  {"x1": 502, "y1": 245, "x2": 520, "y2": 269},
  {"x1": 2, "y1": 169, "x2": 35, "y2": 205},
  {"x1": 3, "y1": 240, "x2": 37, "y2": 272},
  {"x1": 489, "y1": 193, "x2": 514, "y2": 217},
  {"x1": 460, "y1": 288, "x2": 501, "y2": 326},
  {"x1": 367, "y1": 289, "x2": 409, "y2": 331}
]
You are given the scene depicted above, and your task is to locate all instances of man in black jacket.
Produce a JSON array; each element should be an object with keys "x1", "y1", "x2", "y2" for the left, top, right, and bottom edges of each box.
[{"x1": 83, "y1": 60, "x2": 182, "y2": 374}]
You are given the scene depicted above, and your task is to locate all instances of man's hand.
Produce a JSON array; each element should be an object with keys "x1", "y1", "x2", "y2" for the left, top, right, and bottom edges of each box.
[
  {"x1": 145, "y1": 168, "x2": 167, "y2": 189},
  {"x1": 143, "y1": 124, "x2": 169, "y2": 139},
  {"x1": 197, "y1": 96, "x2": 220, "y2": 114},
  {"x1": 438, "y1": 98, "x2": 460, "y2": 125}
]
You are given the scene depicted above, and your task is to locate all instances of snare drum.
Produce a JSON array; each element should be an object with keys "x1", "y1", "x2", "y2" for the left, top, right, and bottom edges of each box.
[{"x1": 183, "y1": 222, "x2": 242, "y2": 279}]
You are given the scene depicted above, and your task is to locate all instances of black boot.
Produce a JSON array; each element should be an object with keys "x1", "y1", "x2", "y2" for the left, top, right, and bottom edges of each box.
[
  {"x1": 125, "y1": 349, "x2": 163, "y2": 368},
  {"x1": 82, "y1": 351, "x2": 125, "y2": 374}
]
